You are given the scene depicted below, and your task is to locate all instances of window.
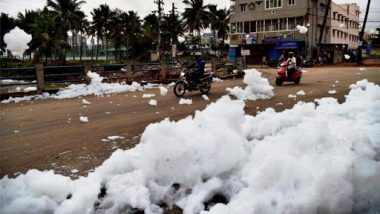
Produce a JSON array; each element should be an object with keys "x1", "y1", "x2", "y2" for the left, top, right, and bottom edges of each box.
[
  {"x1": 240, "y1": 3, "x2": 247, "y2": 12},
  {"x1": 237, "y1": 22, "x2": 243, "y2": 33},
  {"x1": 288, "y1": 0, "x2": 295, "y2": 5},
  {"x1": 320, "y1": 5, "x2": 325, "y2": 12},
  {"x1": 230, "y1": 23, "x2": 236, "y2": 33},
  {"x1": 250, "y1": 21, "x2": 257, "y2": 32},
  {"x1": 333, "y1": 30, "x2": 336, "y2": 37},
  {"x1": 272, "y1": 19, "x2": 279, "y2": 31},
  {"x1": 265, "y1": 0, "x2": 282, "y2": 9},
  {"x1": 288, "y1": 17, "x2": 295, "y2": 30},
  {"x1": 257, "y1": 20, "x2": 264, "y2": 32},
  {"x1": 265, "y1": 20, "x2": 271, "y2": 31},
  {"x1": 280, "y1": 18, "x2": 286, "y2": 30},
  {"x1": 244, "y1": 21, "x2": 250, "y2": 33}
]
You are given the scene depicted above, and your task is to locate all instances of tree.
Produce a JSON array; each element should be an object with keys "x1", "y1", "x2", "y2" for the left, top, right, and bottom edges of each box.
[
  {"x1": 17, "y1": 10, "x2": 40, "y2": 60},
  {"x1": 123, "y1": 11, "x2": 142, "y2": 59},
  {"x1": 208, "y1": 6, "x2": 230, "y2": 51},
  {"x1": 78, "y1": 15, "x2": 89, "y2": 61},
  {"x1": 182, "y1": 0, "x2": 210, "y2": 48},
  {"x1": 91, "y1": 7, "x2": 103, "y2": 61},
  {"x1": 47, "y1": 0, "x2": 86, "y2": 61},
  {"x1": 0, "y1": 13, "x2": 16, "y2": 55},
  {"x1": 141, "y1": 13, "x2": 159, "y2": 51},
  {"x1": 161, "y1": 12, "x2": 183, "y2": 50},
  {"x1": 109, "y1": 9, "x2": 127, "y2": 61},
  {"x1": 91, "y1": 4, "x2": 113, "y2": 61},
  {"x1": 17, "y1": 10, "x2": 39, "y2": 35},
  {"x1": 27, "y1": 9, "x2": 68, "y2": 63}
]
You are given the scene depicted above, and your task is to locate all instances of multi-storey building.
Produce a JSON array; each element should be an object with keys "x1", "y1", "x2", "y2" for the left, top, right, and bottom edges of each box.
[
  {"x1": 229, "y1": 0, "x2": 360, "y2": 64},
  {"x1": 330, "y1": 2, "x2": 360, "y2": 49}
]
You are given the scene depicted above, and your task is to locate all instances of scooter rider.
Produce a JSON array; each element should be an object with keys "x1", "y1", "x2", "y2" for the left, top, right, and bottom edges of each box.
[
  {"x1": 287, "y1": 52, "x2": 297, "y2": 77},
  {"x1": 187, "y1": 52, "x2": 205, "y2": 85}
]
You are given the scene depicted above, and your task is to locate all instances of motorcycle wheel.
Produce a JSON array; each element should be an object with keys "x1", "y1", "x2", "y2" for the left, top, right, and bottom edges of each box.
[
  {"x1": 275, "y1": 78, "x2": 284, "y2": 86},
  {"x1": 174, "y1": 81, "x2": 186, "y2": 97},
  {"x1": 200, "y1": 79, "x2": 211, "y2": 95},
  {"x1": 294, "y1": 76, "x2": 301, "y2": 85}
]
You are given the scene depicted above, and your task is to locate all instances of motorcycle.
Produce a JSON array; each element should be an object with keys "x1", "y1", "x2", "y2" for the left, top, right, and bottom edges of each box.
[
  {"x1": 275, "y1": 61, "x2": 302, "y2": 86},
  {"x1": 173, "y1": 68, "x2": 213, "y2": 97}
]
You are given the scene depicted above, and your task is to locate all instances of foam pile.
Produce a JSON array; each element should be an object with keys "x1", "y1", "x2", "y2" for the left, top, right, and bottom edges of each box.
[
  {"x1": 1, "y1": 72, "x2": 143, "y2": 103},
  {"x1": 1, "y1": 80, "x2": 380, "y2": 214},
  {"x1": 227, "y1": 69, "x2": 274, "y2": 101}
]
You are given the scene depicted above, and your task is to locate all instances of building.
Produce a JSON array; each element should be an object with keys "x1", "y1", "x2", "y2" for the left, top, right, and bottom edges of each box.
[
  {"x1": 67, "y1": 33, "x2": 88, "y2": 58},
  {"x1": 330, "y1": 2, "x2": 360, "y2": 50},
  {"x1": 229, "y1": 0, "x2": 360, "y2": 64}
]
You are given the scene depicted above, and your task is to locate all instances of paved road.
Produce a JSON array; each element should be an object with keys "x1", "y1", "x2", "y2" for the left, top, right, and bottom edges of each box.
[{"x1": 1, "y1": 66, "x2": 379, "y2": 177}]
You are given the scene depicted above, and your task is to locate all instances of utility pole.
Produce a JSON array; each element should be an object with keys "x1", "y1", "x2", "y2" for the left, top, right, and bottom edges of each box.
[
  {"x1": 154, "y1": 0, "x2": 164, "y2": 57},
  {"x1": 318, "y1": 0, "x2": 332, "y2": 48},
  {"x1": 358, "y1": 0, "x2": 371, "y2": 64}
]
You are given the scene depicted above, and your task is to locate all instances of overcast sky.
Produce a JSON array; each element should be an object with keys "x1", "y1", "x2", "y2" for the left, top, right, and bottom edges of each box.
[{"x1": 1, "y1": 0, "x2": 379, "y2": 29}]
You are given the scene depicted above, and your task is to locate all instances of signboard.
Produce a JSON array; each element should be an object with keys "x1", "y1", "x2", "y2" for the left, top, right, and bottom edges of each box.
[
  {"x1": 263, "y1": 36, "x2": 279, "y2": 44},
  {"x1": 275, "y1": 41, "x2": 299, "y2": 49},
  {"x1": 241, "y1": 49, "x2": 251, "y2": 56},
  {"x1": 228, "y1": 48, "x2": 237, "y2": 62},
  {"x1": 229, "y1": 34, "x2": 242, "y2": 46}
]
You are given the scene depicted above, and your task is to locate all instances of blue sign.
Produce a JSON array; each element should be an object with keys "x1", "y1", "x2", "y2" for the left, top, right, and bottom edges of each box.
[
  {"x1": 275, "y1": 41, "x2": 299, "y2": 49},
  {"x1": 228, "y1": 48, "x2": 237, "y2": 62}
]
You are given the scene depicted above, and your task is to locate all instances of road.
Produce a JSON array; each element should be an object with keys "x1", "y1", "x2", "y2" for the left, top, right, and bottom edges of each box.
[{"x1": 1, "y1": 66, "x2": 379, "y2": 178}]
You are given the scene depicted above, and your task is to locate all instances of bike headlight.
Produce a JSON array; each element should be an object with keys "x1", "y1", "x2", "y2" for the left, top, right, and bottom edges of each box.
[{"x1": 180, "y1": 72, "x2": 185, "y2": 77}]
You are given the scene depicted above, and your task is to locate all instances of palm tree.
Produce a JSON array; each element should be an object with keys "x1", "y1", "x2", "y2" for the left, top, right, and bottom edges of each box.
[
  {"x1": 182, "y1": 0, "x2": 210, "y2": 48},
  {"x1": 160, "y1": 13, "x2": 183, "y2": 51},
  {"x1": 109, "y1": 9, "x2": 126, "y2": 61},
  {"x1": 92, "y1": 4, "x2": 113, "y2": 61},
  {"x1": 17, "y1": 10, "x2": 39, "y2": 35},
  {"x1": 91, "y1": 7, "x2": 103, "y2": 61},
  {"x1": 27, "y1": 9, "x2": 67, "y2": 63},
  {"x1": 78, "y1": 15, "x2": 89, "y2": 61},
  {"x1": 208, "y1": 6, "x2": 230, "y2": 51},
  {"x1": 47, "y1": 0, "x2": 86, "y2": 61},
  {"x1": 123, "y1": 11, "x2": 142, "y2": 59},
  {"x1": 0, "y1": 13, "x2": 16, "y2": 55},
  {"x1": 17, "y1": 10, "x2": 40, "y2": 60},
  {"x1": 143, "y1": 14, "x2": 159, "y2": 41}
]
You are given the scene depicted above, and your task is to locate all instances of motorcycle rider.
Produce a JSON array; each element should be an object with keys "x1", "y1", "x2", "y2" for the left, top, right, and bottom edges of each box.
[
  {"x1": 287, "y1": 52, "x2": 297, "y2": 78},
  {"x1": 187, "y1": 52, "x2": 205, "y2": 86}
]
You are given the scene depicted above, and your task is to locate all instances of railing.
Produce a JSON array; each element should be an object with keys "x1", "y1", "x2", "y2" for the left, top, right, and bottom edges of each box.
[
  {"x1": 0, "y1": 67, "x2": 38, "y2": 94},
  {"x1": 0, "y1": 59, "x2": 240, "y2": 97}
]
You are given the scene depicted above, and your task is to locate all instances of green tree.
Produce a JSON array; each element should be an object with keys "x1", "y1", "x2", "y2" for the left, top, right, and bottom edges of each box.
[
  {"x1": 182, "y1": 0, "x2": 210, "y2": 47},
  {"x1": 27, "y1": 9, "x2": 68, "y2": 63},
  {"x1": 142, "y1": 13, "x2": 159, "y2": 51},
  {"x1": 109, "y1": 9, "x2": 127, "y2": 61},
  {"x1": 208, "y1": 5, "x2": 230, "y2": 51},
  {"x1": 78, "y1": 15, "x2": 89, "y2": 61},
  {"x1": 0, "y1": 13, "x2": 16, "y2": 55},
  {"x1": 91, "y1": 7, "x2": 103, "y2": 61},
  {"x1": 47, "y1": 0, "x2": 86, "y2": 60},
  {"x1": 91, "y1": 4, "x2": 113, "y2": 61},
  {"x1": 123, "y1": 11, "x2": 142, "y2": 59},
  {"x1": 161, "y1": 12, "x2": 183, "y2": 50}
]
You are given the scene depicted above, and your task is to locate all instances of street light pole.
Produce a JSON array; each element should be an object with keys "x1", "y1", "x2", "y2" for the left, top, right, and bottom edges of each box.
[{"x1": 357, "y1": 0, "x2": 371, "y2": 64}]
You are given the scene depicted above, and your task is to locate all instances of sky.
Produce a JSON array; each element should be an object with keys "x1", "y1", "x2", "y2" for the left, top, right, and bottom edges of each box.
[{"x1": 0, "y1": 0, "x2": 379, "y2": 30}]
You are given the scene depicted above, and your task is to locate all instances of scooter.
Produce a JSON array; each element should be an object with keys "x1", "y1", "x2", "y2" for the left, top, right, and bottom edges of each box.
[{"x1": 275, "y1": 61, "x2": 302, "y2": 86}]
